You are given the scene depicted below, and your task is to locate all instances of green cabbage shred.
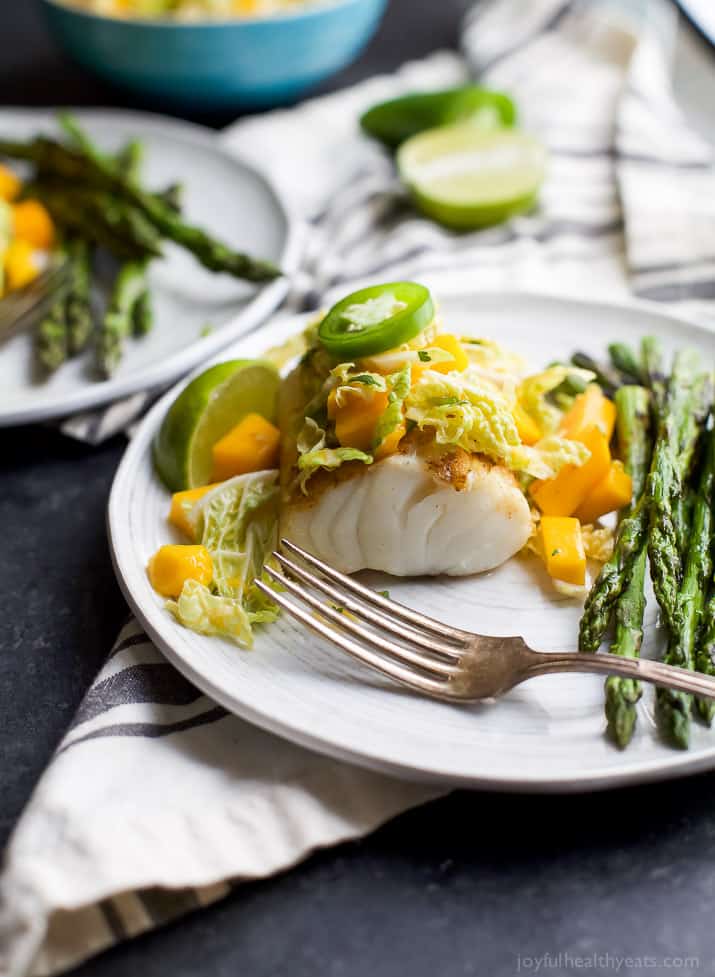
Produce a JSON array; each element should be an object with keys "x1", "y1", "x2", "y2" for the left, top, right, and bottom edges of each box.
[{"x1": 167, "y1": 471, "x2": 280, "y2": 648}]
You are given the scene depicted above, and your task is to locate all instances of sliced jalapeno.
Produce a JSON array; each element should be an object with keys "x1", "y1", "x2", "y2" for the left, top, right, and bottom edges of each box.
[
  {"x1": 318, "y1": 282, "x2": 435, "y2": 359},
  {"x1": 360, "y1": 85, "x2": 517, "y2": 151}
]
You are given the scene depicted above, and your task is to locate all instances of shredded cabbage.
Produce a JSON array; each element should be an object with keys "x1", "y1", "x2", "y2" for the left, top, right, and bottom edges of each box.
[
  {"x1": 168, "y1": 581, "x2": 255, "y2": 647},
  {"x1": 330, "y1": 363, "x2": 387, "y2": 406},
  {"x1": 404, "y1": 371, "x2": 587, "y2": 479},
  {"x1": 582, "y1": 524, "x2": 615, "y2": 562},
  {"x1": 460, "y1": 337, "x2": 528, "y2": 383},
  {"x1": 295, "y1": 415, "x2": 372, "y2": 491},
  {"x1": 517, "y1": 366, "x2": 593, "y2": 434},
  {"x1": 373, "y1": 365, "x2": 411, "y2": 450},
  {"x1": 293, "y1": 330, "x2": 592, "y2": 490},
  {"x1": 517, "y1": 434, "x2": 591, "y2": 481},
  {"x1": 297, "y1": 447, "x2": 372, "y2": 493},
  {"x1": 360, "y1": 345, "x2": 452, "y2": 375},
  {"x1": 167, "y1": 471, "x2": 280, "y2": 648}
]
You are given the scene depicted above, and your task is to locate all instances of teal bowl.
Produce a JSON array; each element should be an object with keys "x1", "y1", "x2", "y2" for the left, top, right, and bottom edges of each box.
[{"x1": 40, "y1": 0, "x2": 388, "y2": 110}]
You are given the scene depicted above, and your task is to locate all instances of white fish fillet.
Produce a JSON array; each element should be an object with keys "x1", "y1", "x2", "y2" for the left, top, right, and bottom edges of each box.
[{"x1": 281, "y1": 441, "x2": 532, "y2": 577}]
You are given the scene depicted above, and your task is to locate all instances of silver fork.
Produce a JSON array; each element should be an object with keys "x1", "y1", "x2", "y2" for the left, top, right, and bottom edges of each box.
[
  {"x1": 0, "y1": 258, "x2": 69, "y2": 342},
  {"x1": 254, "y1": 539, "x2": 715, "y2": 703}
]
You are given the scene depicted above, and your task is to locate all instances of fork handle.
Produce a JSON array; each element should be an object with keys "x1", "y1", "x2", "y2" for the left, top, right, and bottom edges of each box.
[{"x1": 524, "y1": 652, "x2": 715, "y2": 699}]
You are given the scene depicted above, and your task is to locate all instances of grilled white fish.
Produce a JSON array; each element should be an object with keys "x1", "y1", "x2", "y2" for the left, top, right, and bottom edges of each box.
[{"x1": 281, "y1": 433, "x2": 531, "y2": 576}]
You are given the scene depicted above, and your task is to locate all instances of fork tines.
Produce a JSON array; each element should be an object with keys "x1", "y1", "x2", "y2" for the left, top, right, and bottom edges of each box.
[
  {"x1": 0, "y1": 258, "x2": 70, "y2": 341},
  {"x1": 254, "y1": 538, "x2": 469, "y2": 697}
]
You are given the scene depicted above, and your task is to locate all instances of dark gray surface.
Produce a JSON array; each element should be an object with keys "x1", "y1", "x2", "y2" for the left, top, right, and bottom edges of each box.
[{"x1": 2, "y1": 3, "x2": 715, "y2": 976}]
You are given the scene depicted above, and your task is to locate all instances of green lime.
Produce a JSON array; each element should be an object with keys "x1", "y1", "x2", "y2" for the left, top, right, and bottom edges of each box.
[
  {"x1": 360, "y1": 86, "x2": 516, "y2": 150},
  {"x1": 153, "y1": 359, "x2": 280, "y2": 492},
  {"x1": 397, "y1": 125, "x2": 546, "y2": 230}
]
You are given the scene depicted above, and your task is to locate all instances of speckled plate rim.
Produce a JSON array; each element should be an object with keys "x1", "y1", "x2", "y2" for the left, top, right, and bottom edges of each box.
[
  {"x1": 0, "y1": 107, "x2": 301, "y2": 428},
  {"x1": 108, "y1": 291, "x2": 715, "y2": 793}
]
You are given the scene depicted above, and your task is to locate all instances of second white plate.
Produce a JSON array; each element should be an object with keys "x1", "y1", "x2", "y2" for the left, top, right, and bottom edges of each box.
[
  {"x1": 0, "y1": 108, "x2": 300, "y2": 427},
  {"x1": 109, "y1": 290, "x2": 715, "y2": 792}
]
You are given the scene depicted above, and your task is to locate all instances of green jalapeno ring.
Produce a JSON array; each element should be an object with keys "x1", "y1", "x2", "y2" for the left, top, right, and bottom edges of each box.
[{"x1": 318, "y1": 282, "x2": 435, "y2": 359}]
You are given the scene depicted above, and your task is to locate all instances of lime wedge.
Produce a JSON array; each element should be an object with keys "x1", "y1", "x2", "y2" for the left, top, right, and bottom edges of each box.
[
  {"x1": 153, "y1": 359, "x2": 280, "y2": 492},
  {"x1": 397, "y1": 125, "x2": 546, "y2": 230}
]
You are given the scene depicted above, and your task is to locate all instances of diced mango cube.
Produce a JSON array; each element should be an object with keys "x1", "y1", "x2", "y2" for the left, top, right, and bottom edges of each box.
[
  {"x1": 513, "y1": 403, "x2": 541, "y2": 446},
  {"x1": 540, "y1": 516, "x2": 586, "y2": 586},
  {"x1": 169, "y1": 483, "x2": 221, "y2": 539},
  {"x1": 531, "y1": 425, "x2": 611, "y2": 517},
  {"x1": 0, "y1": 164, "x2": 21, "y2": 202},
  {"x1": 328, "y1": 385, "x2": 389, "y2": 453},
  {"x1": 4, "y1": 239, "x2": 39, "y2": 291},
  {"x1": 12, "y1": 200, "x2": 55, "y2": 250},
  {"x1": 374, "y1": 421, "x2": 406, "y2": 460},
  {"x1": 147, "y1": 544, "x2": 213, "y2": 598},
  {"x1": 210, "y1": 413, "x2": 280, "y2": 481},
  {"x1": 559, "y1": 386, "x2": 616, "y2": 442},
  {"x1": 430, "y1": 334, "x2": 469, "y2": 373},
  {"x1": 574, "y1": 461, "x2": 633, "y2": 524}
]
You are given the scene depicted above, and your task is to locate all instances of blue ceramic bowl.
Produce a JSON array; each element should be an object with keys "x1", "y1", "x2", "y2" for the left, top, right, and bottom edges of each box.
[{"x1": 41, "y1": 0, "x2": 388, "y2": 110}]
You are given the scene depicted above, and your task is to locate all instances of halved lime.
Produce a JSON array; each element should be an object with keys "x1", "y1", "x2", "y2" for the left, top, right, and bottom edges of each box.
[
  {"x1": 397, "y1": 125, "x2": 546, "y2": 230},
  {"x1": 153, "y1": 360, "x2": 280, "y2": 492}
]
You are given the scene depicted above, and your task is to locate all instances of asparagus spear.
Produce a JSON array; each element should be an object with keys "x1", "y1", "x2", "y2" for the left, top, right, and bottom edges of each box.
[
  {"x1": 0, "y1": 124, "x2": 280, "y2": 282},
  {"x1": 158, "y1": 182, "x2": 183, "y2": 214},
  {"x1": 605, "y1": 386, "x2": 652, "y2": 747},
  {"x1": 647, "y1": 351, "x2": 707, "y2": 631},
  {"x1": 115, "y1": 138, "x2": 154, "y2": 340},
  {"x1": 640, "y1": 336, "x2": 667, "y2": 403},
  {"x1": 97, "y1": 258, "x2": 149, "y2": 377},
  {"x1": 695, "y1": 585, "x2": 715, "y2": 724},
  {"x1": 608, "y1": 342, "x2": 642, "y2": 385},
  {"x1": 579, "y1": 499, "x2": 649, "y2": 651},
  {"x1": 579, "y1": 338, "x2": 664, "y2": 652},
  {"x1": 115, "y1": 138, "x2": 144, "y2": 179},
  {"x1": 37, "y1": 301, "x2": 68, "y2": 371},
  {"x1": 570, "y1": 352, "x2": 619, "y2": 398},
  {"x1": 30, "y1": 181, "x2": 162, "y2": 260},
  {"x1": 131, "y1": 287, "x2": 153, "y2": 337},
  {"x1": 65, "y1": 238, "x2": 93, "y2": 355},
  {"x1": 655, "y1": 418, "x2": 715, "y2": 748}
]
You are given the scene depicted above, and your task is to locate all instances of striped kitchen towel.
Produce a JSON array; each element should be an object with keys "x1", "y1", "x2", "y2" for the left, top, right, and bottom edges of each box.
[{"x1": 4, "y1": 2, "x2": 715, "y2": 975}]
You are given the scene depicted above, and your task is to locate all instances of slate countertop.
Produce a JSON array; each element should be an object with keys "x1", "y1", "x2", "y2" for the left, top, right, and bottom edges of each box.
[{"x1": 3, "y1": 3, "x2": 715, "y2": 975}]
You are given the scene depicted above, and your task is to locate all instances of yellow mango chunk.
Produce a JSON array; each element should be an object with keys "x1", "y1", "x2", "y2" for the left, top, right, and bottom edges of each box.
[
  {"x1": 430, "y1": 334, "x2": 469, "y2": 373},
  {"x1": 531, "y1": 425, "x2": 611, "y2": 517},
  {"x1": 210, "y1": 413, "x2": 280, "y2": 481},
  {"x1": 169, "y1": 483, "x2": 221, "y2": 539},
  {"x1": 147, "y1": 544, "x2": 213, "y2": 598},
  {"x1": 513, "y1": 403, "x2": 541, "y2": 446},
  {"x1": 574, "y1": 460, "x2": 633, "y2": 524},
  {"x1": 0, "y1": 164, "x2": 21, "y2": 202},
  {"x1": 374, "y1": 421, "x2": 406, "y2": 461},
  {"x1": 559, "y1": 386, "x2": 616, "y2": 442},
  {"x1": 4, "y1": 239, "x2": 39, "y2": 291},
  {"x1": 328, "y1": 385, "x2": 389, "y2": 452},
  {"x1": 12, "y1": 200, "x2": 55, "y2": 250},
  {"x1": 540, "y1": 516, "x2": 586, "y2": 586},
  {"x1": 410, "y1": 334, "x2": 469, "y2": 384}
]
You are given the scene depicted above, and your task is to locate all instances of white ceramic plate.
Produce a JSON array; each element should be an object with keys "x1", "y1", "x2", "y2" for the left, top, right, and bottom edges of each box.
[
  {"x1": 0, "y1": 109, "x2": 300, "y2": 427},
  {"x1": 678, "y1": 0, "x2": 715, "y2": 48},
  {"x1": 109, "y1": 291, "x2": 715, "y2": 792}
]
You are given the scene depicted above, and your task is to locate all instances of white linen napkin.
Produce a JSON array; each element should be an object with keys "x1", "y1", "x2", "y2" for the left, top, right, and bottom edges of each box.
[{"x1": 4, "y1": 2, "x2": 715, "y2": 975}]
